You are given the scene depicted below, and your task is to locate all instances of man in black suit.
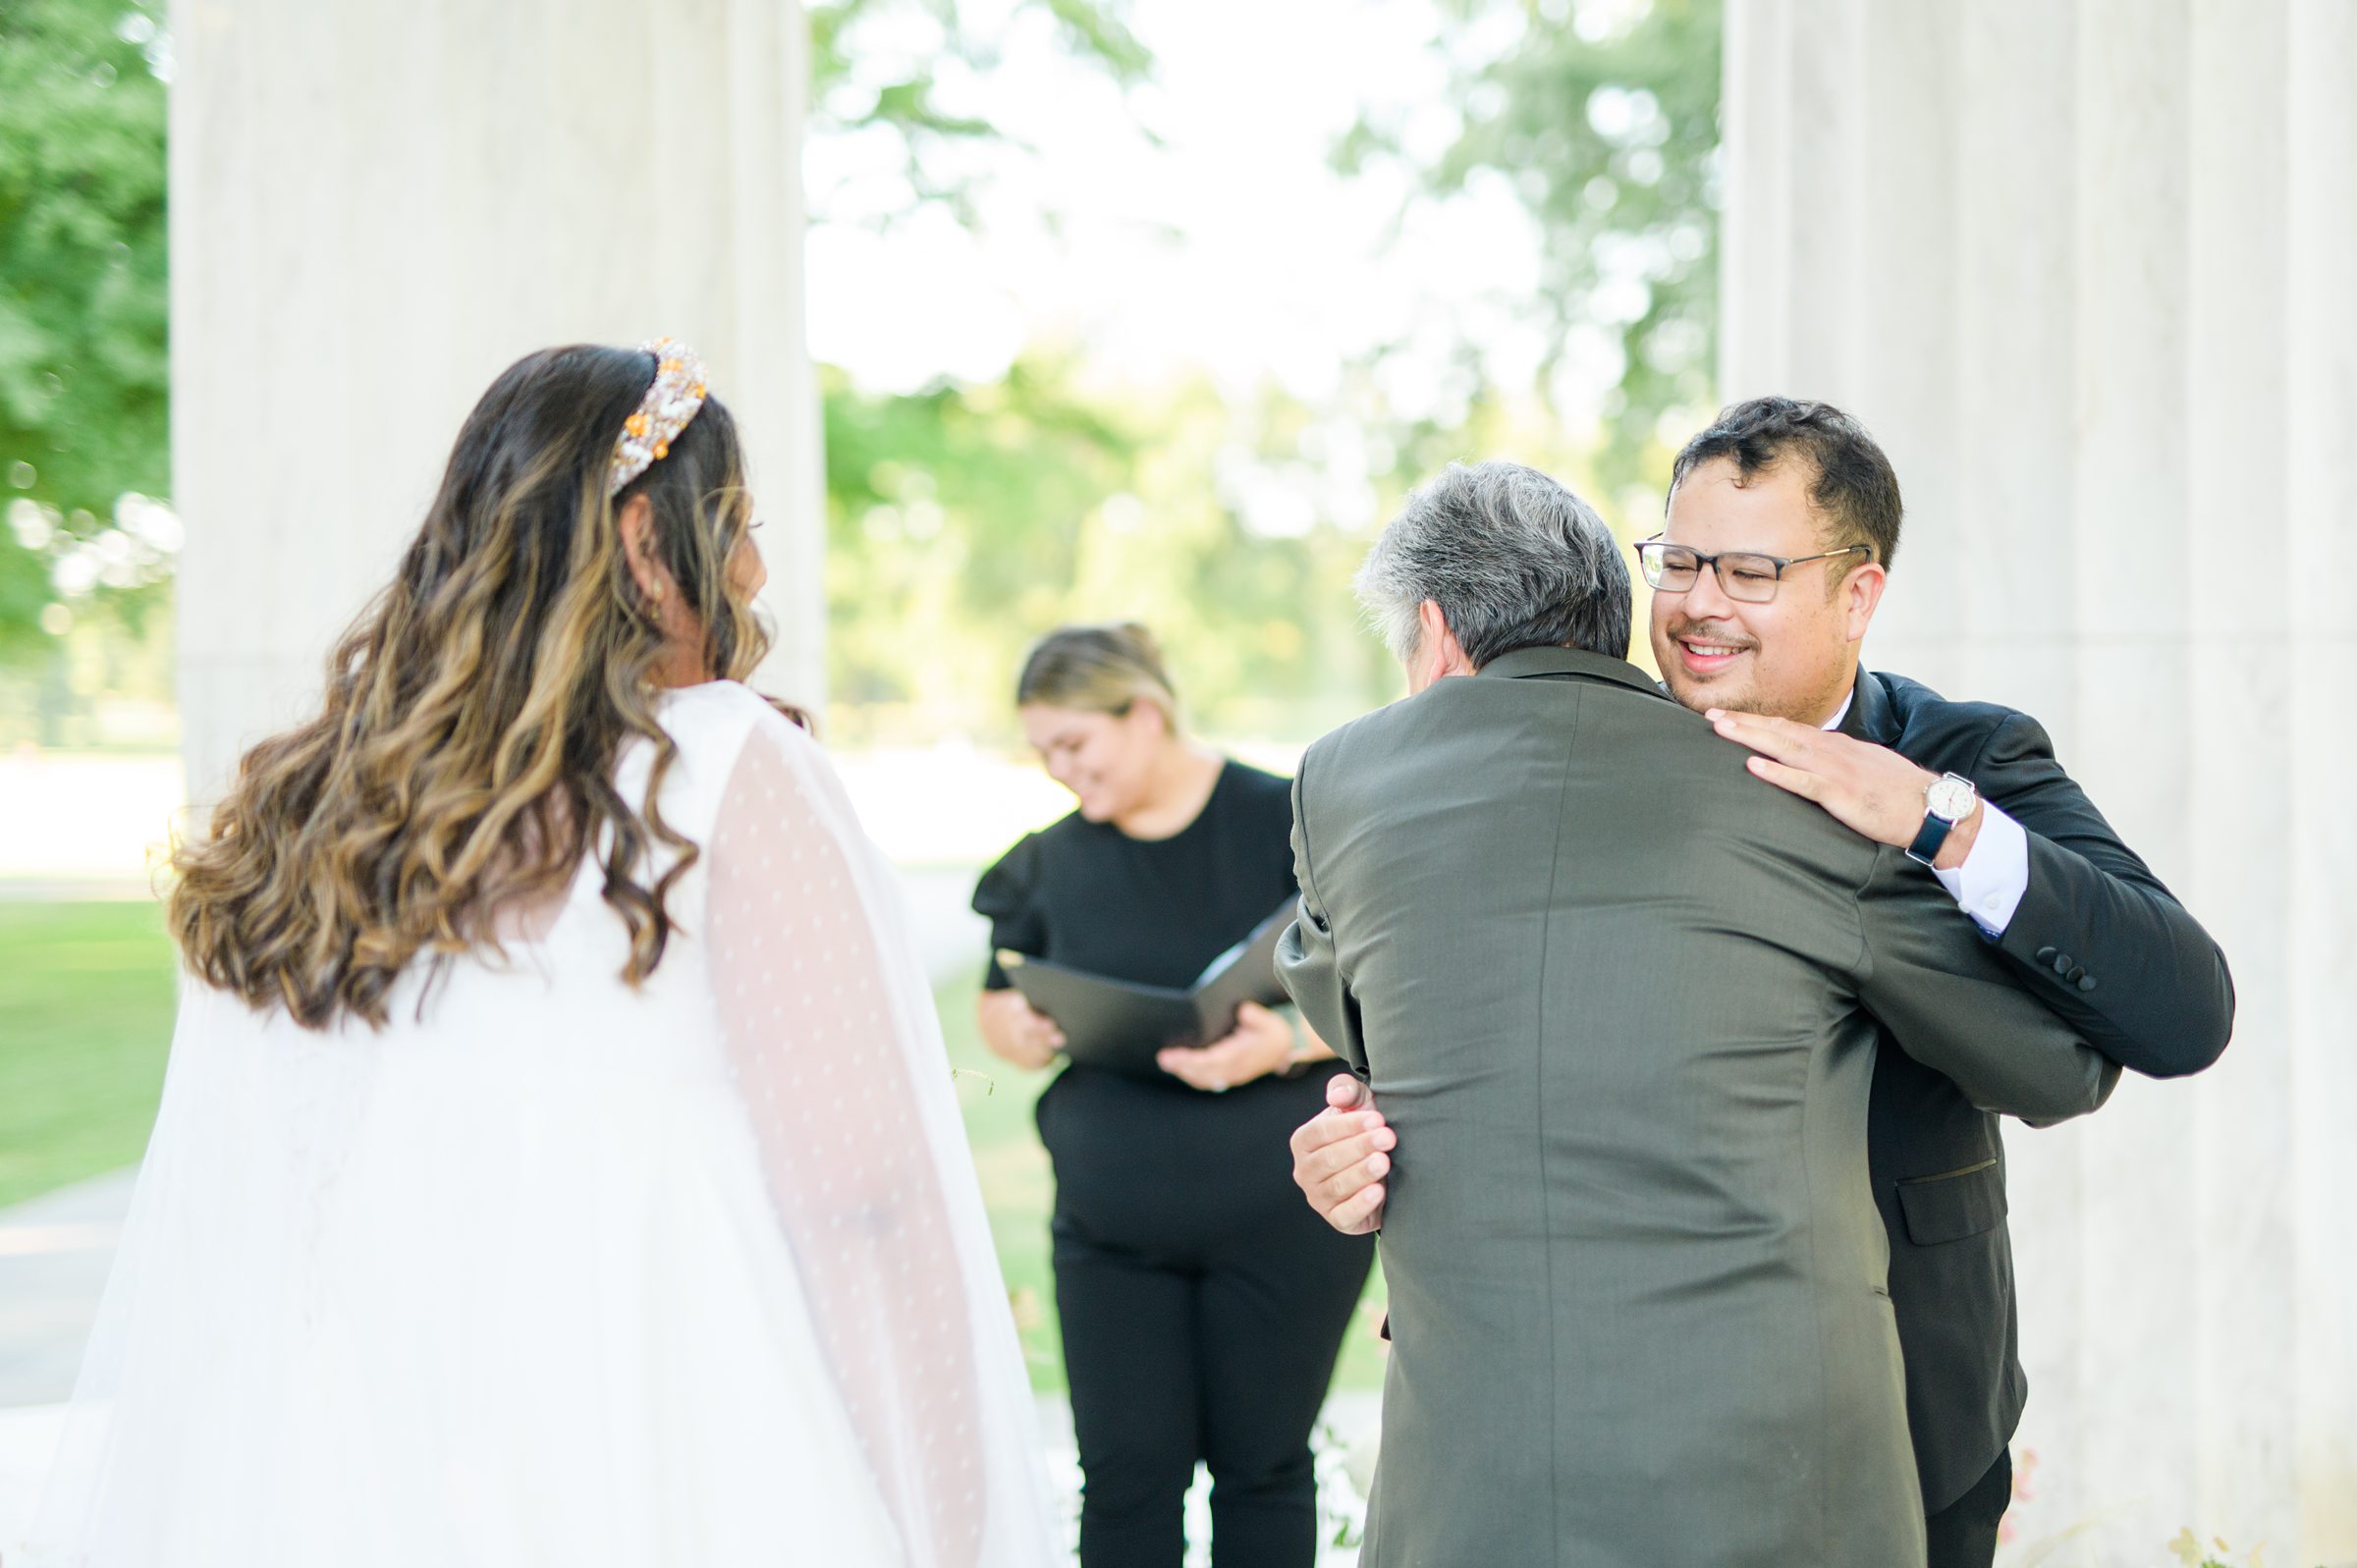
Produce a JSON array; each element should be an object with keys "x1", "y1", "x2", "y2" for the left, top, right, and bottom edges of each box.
[{"x1": 1288, "y1": 398, "x2": 2233, "y2": 1568}]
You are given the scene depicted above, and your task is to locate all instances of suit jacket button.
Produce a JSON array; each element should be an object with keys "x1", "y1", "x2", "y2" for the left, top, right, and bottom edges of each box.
[
  {"x1": 2066, "y1": 965, "x2": 2086, "y2": 983},
  {"x1": 2036, "y1": 946, "x2": 2057, "y2": 964},
  {"x1": 2077, "y1": 975, "x2": 2099, "y2": 993}
]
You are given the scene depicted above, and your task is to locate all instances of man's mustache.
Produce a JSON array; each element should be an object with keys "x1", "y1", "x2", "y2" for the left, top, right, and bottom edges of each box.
[{"x1": 1663, "y1": 619, "x2": 1758, "y2": 652}]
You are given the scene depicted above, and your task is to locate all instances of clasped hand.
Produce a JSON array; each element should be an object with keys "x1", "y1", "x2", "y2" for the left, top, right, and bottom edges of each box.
[
  {"x1": 1289, "y1": 1073, "x2": 1392, "y2": 1235},
  {"x1": 976, "y1": 988, "x2": 1065, "y2": 1071}
]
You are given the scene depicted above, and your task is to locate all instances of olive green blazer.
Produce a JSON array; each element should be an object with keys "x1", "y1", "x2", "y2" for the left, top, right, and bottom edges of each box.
[{"x1": 1278, "y1": 647, "x2": 2116, "y2": 1568}]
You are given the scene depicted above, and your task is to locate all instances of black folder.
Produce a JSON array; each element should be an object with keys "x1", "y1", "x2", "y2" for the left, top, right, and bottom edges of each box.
[{"x1": 996, "y1": 900, "x2": 1298, "y2": 1080}]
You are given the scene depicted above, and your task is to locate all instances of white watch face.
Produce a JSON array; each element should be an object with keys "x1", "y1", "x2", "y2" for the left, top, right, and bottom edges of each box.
[{"x1": 1926, "y1": 775, "x2": 1976, "y2": 823}]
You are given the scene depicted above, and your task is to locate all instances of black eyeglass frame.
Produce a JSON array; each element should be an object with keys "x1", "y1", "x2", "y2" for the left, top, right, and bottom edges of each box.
[{"x1": 1633, "y1": 536, "x2": 1873, "y2": 601}]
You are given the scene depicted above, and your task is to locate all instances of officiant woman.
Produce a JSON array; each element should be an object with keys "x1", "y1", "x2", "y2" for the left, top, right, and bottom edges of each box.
[{"x1": 972, "y1": 622, "x2": 1375, "y2": 1568}]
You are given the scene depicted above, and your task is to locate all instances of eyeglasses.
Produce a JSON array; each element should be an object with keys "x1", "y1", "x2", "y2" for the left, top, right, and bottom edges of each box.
[{"x1": 1633, "y1": 538, "x2": 1871, "y2": 604}]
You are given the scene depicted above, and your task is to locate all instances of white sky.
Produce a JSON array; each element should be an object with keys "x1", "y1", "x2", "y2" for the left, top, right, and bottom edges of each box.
[{"x1": 801, "y1": 0, "x2": 1558, "y2": 422}]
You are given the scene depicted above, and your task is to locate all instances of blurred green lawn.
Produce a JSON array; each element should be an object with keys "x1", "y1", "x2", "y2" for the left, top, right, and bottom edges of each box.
[
  {"x1": 0, "y1": 900, "x2": 1386, "y2": 1393},
  {"x1": 0, "y1": 899, "x2": 179, "y2": 1208}
]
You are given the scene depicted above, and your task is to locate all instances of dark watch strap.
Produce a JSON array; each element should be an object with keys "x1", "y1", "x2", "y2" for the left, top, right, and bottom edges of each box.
[{"x1": 1905, "y1": 812, "x2": 1954, "y2": 868}]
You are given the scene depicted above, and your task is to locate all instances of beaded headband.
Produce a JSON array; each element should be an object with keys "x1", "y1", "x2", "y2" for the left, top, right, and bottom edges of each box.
[{"x1": 607, "y1": 338, "x2": 710, "y2": 497}]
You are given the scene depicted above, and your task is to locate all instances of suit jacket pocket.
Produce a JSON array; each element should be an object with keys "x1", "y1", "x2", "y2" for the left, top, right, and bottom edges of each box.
[{"x1": 1896, "y1": 1160, "x2": 2007, "y2": 1245}]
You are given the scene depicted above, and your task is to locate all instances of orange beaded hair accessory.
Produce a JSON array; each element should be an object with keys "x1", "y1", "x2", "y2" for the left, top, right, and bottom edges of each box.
[{"x1": 606, "y1": 337, "x2": 710, "y2": 497}]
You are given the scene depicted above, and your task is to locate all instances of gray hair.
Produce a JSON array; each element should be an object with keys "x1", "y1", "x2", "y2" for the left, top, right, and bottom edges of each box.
[{"x1": 1354, "y1": 460, "x2": 1633, "y2": 668}]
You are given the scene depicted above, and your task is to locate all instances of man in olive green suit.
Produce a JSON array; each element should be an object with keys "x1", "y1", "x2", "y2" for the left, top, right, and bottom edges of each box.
[{"x1": 1275, "y1": 460, "x2": 2116, "y2": 1568}]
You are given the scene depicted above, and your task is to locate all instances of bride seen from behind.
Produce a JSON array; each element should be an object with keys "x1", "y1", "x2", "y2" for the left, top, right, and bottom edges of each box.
[{"x1": 27, "y1": 343, "x2": 1053, "y2": 1567}]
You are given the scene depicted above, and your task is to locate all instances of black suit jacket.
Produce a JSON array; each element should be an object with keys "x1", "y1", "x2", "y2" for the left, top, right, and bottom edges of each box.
[{"x1": 1845, "y1": 669, "x2": 2235, "y2": 1511}]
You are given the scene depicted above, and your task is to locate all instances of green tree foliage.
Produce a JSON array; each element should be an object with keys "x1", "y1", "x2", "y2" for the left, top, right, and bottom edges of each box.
[
  {"x1": 1341, "y1": 0, "x2": 1722, "y2": 497},
  {"x1": 0, "y1": 522, "x2": 50, "y2": 661},
  {"x1": 820, "y1": 358, "x2": 1413, "y2": 746},
  {"x1": 0, "y1": 0, "x2": 169, "y2": 660},
  {"x1": 822, "y1": 357, "x2": 1136, "y2": 719},
  {"x1": 0, "y1": 0, "x2": 1159, "y2": 671}
]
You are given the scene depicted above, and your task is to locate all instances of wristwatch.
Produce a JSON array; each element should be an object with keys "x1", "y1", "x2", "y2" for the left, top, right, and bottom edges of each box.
[{"x1": 1906, "y1": 773, "x2": 1979, "y2": 867}]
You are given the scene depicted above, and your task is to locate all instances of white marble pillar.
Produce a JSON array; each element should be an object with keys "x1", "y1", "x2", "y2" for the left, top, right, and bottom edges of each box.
[
  {"x1": 170, "y1": 0, "x2": 826, "y2": 803},
  {"x1": 1723, "y1": 2, "x2": 2357, "y2": 1563}
]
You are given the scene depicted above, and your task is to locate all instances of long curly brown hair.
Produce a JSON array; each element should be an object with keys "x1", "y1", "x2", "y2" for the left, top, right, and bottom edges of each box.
[{"x1": 170, "y1": 345, "x2": 773, "y2": 1029}]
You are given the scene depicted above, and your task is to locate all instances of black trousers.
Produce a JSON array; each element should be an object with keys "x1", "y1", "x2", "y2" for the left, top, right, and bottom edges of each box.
[
  {"x1": 1042, "y1": 1067, "x2": 1375, "y2": 1568},
  {"x1": 1925, "y1": 1447, "x2": 2013, "y2": 1568}
]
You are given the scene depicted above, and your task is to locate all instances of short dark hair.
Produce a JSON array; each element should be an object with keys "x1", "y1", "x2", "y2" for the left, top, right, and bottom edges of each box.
[{"x1": 1668, "y1": 398, "x2": 1903, "y2": 571}]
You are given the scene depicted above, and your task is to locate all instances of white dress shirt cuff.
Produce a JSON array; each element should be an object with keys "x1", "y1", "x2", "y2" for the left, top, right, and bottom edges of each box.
[{"x1": 1932, "y1": 801, "x2": 2030, "y2": 936}]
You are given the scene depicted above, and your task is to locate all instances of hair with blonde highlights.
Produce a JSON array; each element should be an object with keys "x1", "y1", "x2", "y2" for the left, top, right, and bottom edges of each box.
[
  {"x1": 1014, "y1": 622, "x2": 1180, "y2": 731},
  {"x1": 170, "y1": 344, "x2": 773, "y2": 1030}
]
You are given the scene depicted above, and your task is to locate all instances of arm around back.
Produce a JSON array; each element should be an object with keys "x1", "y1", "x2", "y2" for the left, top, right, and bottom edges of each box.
[
  {"x1": 1275, "y1": 762, "x2": 1369, "y2": 1079},
  {"x1": 1851, "y1": 843, "x2": 2121, "y2": 1127},
  {"x1": 1974, "y1": 712, "x2": 2234, "y2": 1078}
]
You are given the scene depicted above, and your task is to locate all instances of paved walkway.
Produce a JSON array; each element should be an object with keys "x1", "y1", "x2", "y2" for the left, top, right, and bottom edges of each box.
[{"x1": 0, "y1": 1170, "x2": 133, "y2": 1409}]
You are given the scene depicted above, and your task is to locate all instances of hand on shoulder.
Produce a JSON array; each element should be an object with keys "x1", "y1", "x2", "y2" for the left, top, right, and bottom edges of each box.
[{"x1": 1707, "y1": 709, "x2": 1980, "y2": 867}]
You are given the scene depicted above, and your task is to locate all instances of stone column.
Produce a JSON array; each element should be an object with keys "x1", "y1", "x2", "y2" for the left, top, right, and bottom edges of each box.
[
  {"x1": 170, "y1": 0, "x2": 826, "y2": 803},
  {"x1": 1722, "y1": 2, "x2": 2357, "y2": 1562}
]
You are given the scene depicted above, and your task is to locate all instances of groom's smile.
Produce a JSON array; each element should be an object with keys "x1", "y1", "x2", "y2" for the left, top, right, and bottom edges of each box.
[
  {"x1": 1666, "y1": 618, "x2": 1757, "y2": 680},
  {"x1": 1650, "y1": 455, "x2": 1885, "y2": 728}
]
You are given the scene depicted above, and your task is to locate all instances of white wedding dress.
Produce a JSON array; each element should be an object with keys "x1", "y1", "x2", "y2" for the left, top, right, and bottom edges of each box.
[{"x1": 27, "y1": 681, "x2": 1055, "y2": 1567}]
